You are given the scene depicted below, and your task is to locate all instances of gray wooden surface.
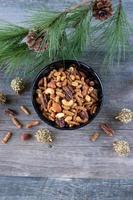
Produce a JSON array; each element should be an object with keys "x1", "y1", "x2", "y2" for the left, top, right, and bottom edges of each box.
[
  {"x1": 0, "y1": 177, "x2": 133, "y2": 200},
  {"x1": 0, "y1": 0, "x2": 133, "y2": 183}
]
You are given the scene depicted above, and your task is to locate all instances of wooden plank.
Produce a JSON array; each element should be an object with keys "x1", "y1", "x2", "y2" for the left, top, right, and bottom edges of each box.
[{"x1": 0, "y1": 177, "x2": 133, "y2": 200}]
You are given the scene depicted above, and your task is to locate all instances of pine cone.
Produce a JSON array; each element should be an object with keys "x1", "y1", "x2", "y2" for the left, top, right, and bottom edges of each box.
[
  {"x1": 25, "y1": 31, "x2": 48, "y2": 53},
  {"x1": 93, "y1": 0, "x2": 113, "y2": 20}
]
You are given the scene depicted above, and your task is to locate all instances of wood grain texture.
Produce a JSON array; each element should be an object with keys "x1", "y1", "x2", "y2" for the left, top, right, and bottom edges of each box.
[
  {"x1": 0, "y1": 177, "x2": 133, "y2": 200},
  {"x1": 0, "y1": 0, "x2": 132, "y2": 179}
]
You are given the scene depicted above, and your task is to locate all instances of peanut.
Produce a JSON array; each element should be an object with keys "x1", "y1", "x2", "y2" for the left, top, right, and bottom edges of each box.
[{"x1": 85, "y1": 95, "x2": 91, "y2": 102}]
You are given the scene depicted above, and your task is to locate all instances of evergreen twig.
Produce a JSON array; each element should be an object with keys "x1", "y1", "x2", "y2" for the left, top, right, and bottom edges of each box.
[{"x1": 0, "y1": 0, "x2": 132, "y2": 76}]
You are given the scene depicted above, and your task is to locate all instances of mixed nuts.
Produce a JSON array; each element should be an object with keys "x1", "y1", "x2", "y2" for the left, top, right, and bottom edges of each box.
[{"x1": 36, "y1": 65, "x2": 99, "y2": 128}]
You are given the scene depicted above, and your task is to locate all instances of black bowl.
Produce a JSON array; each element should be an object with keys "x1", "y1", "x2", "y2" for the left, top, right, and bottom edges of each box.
[{"x1": 32, "y1": 60, "x2": 103, "y2": 130}]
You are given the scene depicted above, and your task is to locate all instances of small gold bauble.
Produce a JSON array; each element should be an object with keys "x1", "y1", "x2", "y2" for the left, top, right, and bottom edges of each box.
[
  {"x1": 11, "y1": 77, "x2": 25, "y2": 94},
  {"x1": 35, "y1": 128, "x2": 53, "y2": 143},
  {"x1": 115, "y1": 108, "x2": 133, "y2": 124}
]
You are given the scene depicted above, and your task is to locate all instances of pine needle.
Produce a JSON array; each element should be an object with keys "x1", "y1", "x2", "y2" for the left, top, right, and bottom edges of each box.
[
  {"x1": 0, "y1": 2, "x2": 132, "y2": 76},
  {"x1": 93, "y1": 4, "x2": 133, "y2": 66}
]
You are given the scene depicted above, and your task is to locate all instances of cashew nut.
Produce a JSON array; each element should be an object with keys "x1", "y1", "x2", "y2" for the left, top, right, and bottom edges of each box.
[
  {"x1": 68, "y1": 67, "x2": 74, "y2": 72},
  {"x1": 62, "y1": 99, "x2": 74, "y2": 107},
  {"x1": 54, "y1": 71, "x2": 61, "y2": 77},
  {"x1": 45, "y1": 88, "x2": 55, "y2": 95},
  {"x1": 56, "y1": 82, "x2": 62, "y2": 87},
  {"x1": 56, "y1": 113, "x2": 65, "y2": 119},
  {"x1": 55, "y1": 95, "x2": 60, "y2": 103}
]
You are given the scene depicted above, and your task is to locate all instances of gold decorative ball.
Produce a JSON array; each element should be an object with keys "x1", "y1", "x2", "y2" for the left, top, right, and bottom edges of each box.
[
  {"x1": 115, "y1": 108, "x2": 133, "y2": 124},
  {"x1": 11, "y1": 77, "x2": 25, "y2": 94},
  {"x1": 35, "y1": 128, "x2": 53, "y2": 143}
]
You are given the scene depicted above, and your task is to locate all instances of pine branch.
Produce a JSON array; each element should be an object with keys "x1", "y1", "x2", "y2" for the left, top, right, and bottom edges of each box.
[
  {"x1": 0, "y1": 0, "x2": 132, "y2": 77},
  {"x1": 64, "y1": 6, "x2": 92, "y2": 59},
  {"x1": 27, "y1": 3, "x2": 93, "y2": 66},
  {"x1": 93, "y1": 2, "x2": 133, "y2": 66}
]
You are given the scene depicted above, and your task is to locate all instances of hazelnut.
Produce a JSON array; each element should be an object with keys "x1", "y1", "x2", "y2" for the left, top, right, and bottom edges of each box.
[{"x1": 20, "y1": 133, "x2": 32, "y2": 141}]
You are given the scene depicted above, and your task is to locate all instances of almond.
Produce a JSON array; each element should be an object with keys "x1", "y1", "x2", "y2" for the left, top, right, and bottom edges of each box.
[
  {"x1": 47, "y1": 80, "x2": 56, "y2": 89},
  {"x1": 51, "y1": 102, "x2": 62, "y2": 112}
]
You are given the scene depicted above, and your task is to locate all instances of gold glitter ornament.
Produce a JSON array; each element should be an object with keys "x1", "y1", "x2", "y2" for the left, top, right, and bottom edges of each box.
[
  {"x1": 113, "y1": 140, "x2": 130, "y2": 156},
  {"x1": 11, "y1": 77, "x2": 25, "y2": 94},
  {"x1": 115, "y1": 108, "x2": 133, "y2": 124},
  {"x1": 35, "y1": 128, "x2": 53, "y2": 143},
  {"x1": 0, "y1": 92, "x2": 7, "y2": 104}
]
